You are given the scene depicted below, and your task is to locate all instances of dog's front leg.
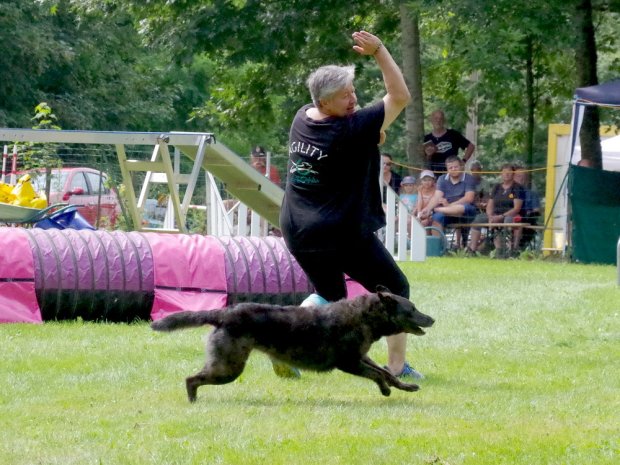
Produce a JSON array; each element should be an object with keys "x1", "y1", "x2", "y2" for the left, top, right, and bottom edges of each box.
[
  {"x1": 337, "y1": 360, "x2": 394, "y2": 396},
  {"x1": 360, "y1": 356, "x2": 420, "y2": 393}
]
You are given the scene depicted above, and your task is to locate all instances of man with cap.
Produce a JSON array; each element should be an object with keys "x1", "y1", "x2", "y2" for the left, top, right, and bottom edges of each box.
[
  {"x1": 250, "y1": 145, "x2": 282, "y2": 187},
  {"x1": 419, "y1": 156, "x2": 476, "y2": 239}
]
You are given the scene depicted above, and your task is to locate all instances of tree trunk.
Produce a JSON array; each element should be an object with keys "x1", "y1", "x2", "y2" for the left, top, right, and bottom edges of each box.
[
  {"x1": 575, "y1": 0, "x2": 602, "y2": 168},
  {"x1": 399, "y1": 1, "x2": 425, "y2": 175},
  {"x1": 525, "y1": 35, "x2": 535, "y2": 183}
]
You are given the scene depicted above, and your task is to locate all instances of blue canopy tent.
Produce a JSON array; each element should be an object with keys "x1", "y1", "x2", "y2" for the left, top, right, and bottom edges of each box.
[
  {"x1": 575, "y1": 79, "x2": 620, "y2": 105},
  {"x1": 568, "y1": 79, "x2": 620, "y2": 164},
  {"x1": 564, "y1": 79, "x2": 620, "y2": 264}
]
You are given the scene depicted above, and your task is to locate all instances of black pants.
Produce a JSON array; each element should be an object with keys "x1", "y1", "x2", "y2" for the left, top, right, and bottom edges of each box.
[
  {"x1": 519, "y1": 211, "x2": 541, "y2": 248},
  {"x1": 291, "y1": 234, "x2": 410, "y2": 302}
]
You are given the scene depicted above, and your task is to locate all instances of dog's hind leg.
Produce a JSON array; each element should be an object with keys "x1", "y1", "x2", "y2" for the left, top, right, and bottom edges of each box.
[
  {"x1": 360, "y1": 356, "x2": 419, "y2": 393},
  {"x1": 186, "y1": 333, "x2": 253, "y2": 402}
]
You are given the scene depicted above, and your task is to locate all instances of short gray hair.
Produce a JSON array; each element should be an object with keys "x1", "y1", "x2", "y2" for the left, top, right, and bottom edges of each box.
[{"x1": 306, "y1": 65, "x2": 355, "y2": 108}]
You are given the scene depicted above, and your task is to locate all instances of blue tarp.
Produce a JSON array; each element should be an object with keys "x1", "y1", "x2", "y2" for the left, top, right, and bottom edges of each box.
[{"x1": 575, "y1": 79, "x2": 620, "y2": 107}]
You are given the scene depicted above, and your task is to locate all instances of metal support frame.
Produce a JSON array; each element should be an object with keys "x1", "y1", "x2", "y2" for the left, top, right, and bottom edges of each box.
[
  {"x1": 116, "y1": 136, "x2": 188, "y2": 233},
  {"x1": 0, "y1": 128, "x2": 216, "y2": 233},
  {"x1": 127, "y1": 135, "x2": 210, "y2": 233},
  {"x1": 0, "y1": 128, "x2": 285, "y2": 236}
]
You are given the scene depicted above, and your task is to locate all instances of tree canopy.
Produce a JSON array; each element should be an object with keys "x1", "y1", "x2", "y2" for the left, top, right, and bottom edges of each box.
[{"x1": 0, "y1": 0, "x2": 618, "y2": 175}]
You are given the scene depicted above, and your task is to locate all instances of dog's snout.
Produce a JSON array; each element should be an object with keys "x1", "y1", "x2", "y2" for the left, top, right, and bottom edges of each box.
[{"x1": 415, "y1": 311, "x2": 434, "y2": 327}]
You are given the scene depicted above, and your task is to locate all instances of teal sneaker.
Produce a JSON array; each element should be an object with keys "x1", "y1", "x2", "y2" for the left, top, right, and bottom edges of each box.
[
  {"x1": 399, "y1": 362, "x2": 424, "y2": 380},
  {"x1": 270, "y1": 293, "x2": 327, "y2": 379},
  {"x1": 271, "y1": 359, "x2": 301, "y2": 379},
  {"x1": 300, "y1": 293, "x2": 329, "y2": 307},
  {"x1": 386, "y1": 362, "x2": 424, "y2": 380}
]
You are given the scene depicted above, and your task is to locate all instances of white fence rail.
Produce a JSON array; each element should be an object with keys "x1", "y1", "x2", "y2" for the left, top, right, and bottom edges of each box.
[
  {"x1": 206, "y1": 176, "x2": 426, "y2": 262},
  {"x1": 206, "y1": 172, "x2": 268, "y2": 237},
  {"x1": 382, "y1": 186, "x2": 426, "y2": 262}
]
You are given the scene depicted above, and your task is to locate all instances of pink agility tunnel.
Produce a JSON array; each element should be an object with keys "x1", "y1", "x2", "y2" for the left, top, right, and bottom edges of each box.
[{"x1": 0, "y1": 228, "x2": 366, "y2": 323}]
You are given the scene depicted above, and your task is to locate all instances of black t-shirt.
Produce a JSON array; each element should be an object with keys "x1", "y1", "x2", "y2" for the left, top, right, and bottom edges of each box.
[
  {"x1": 490, "y1": 183, "x2": 525, "y2": 215},
  {"x1": 279, "y1": 102, "x2": 385, "y2": 253},
  {"x1": 423, "y1": 128, "x2": 471, "y2": 173}
]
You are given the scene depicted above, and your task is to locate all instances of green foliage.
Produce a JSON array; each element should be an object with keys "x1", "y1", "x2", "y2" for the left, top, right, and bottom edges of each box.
[
  {"x1": 31, "y1": 102, "x2": 61, "y2": 131},
  {"x1": 0, "y1": 0, "x2": 210, "y2": 132},
  {"x1": 1, "y1": 258, "x2": 618, "y2": 464},
  {"x1": 0, "y1": 0, "x2": 618, "y2": 174},
  {"x1": 131, "y1": 0, "x2": 403, "y2": 154},
  {"x1": 417, "y1": 0, "x2": 579, "y2": 171},
  {"x1": 0, "y1": 2, "x2": 59, "y2": 127},
  {"x1": 21, "y1": 103, "x2": 63, "y2": 175}
]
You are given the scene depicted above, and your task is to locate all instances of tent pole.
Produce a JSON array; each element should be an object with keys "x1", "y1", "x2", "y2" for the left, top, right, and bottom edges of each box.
[
  {"x1": 617, "y1": 236, "x2": 620, "y2": 286},
  {"x1": 568, "y1": 103, "x2": 585, "y2": 165}
]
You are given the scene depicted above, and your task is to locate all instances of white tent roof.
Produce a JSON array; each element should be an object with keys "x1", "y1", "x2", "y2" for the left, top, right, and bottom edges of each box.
[
  {"x1": 574, "y1": 134, "x2": 620, "y2": 171},
  {"x1": 601, "y1": 135, "x2": 620, "y2": 171}
]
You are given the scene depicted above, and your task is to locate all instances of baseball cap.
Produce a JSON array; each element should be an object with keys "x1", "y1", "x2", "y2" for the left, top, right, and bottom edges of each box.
[
  {"x1": 251, "y1": 146, "x2": 266, "y2": 157},
  {"x1": 420, "y1": 170, "x2": 435, "y2": 179},
  {"x1": 401, "y1": 176, "x2": 416, "y2": 185}
]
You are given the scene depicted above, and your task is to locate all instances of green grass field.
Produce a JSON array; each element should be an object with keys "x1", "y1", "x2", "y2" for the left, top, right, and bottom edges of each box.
[{"x1": 1, "y1": 257, "x2": 618, "y2": 465}]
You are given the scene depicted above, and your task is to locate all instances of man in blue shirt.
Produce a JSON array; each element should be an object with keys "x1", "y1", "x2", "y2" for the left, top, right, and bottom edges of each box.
[{"x1": 419, "y1": 156, "x2": 477, "y2": 236}]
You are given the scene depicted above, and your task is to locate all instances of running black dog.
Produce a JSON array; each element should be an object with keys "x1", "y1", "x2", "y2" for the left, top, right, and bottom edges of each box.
[{"x1": 151, "y1": 286, "x2": 434, "y2": 402}]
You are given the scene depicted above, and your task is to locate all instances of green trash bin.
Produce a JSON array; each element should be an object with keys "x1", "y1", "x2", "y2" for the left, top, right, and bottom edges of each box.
[{"x1": 425, "y1": 227, "x2": 447, "y2": 257}]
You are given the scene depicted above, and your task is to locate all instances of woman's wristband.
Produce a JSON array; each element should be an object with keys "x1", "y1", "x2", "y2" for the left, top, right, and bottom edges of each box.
[{"x1": 373, "y1": 42, "x2": 383, "y2": 55}]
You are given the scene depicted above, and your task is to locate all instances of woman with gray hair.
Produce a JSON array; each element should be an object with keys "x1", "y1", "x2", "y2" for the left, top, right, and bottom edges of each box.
[{"x1": 279, "y1": 31, "x2": 425, "y2": 380}]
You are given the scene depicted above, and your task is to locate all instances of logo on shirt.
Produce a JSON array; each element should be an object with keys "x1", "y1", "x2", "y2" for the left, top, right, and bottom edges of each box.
[
  {"x1": 290, "y1": 160, "x2": 319, "y2": 184},
  {"x1": 289, "y1": 140, "x2": 326, "y2": 185},
  {"x1": 436, "y1": 141, "x2": 453, "y2": 154}
]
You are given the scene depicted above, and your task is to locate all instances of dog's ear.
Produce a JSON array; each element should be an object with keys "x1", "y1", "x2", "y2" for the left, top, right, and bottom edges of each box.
[
  {"x1": 375, "y1": 285, "x2": 394, "y2": 305},
  {"x1": 375, "y1": 285, "x2": 391, "y2": 294}
]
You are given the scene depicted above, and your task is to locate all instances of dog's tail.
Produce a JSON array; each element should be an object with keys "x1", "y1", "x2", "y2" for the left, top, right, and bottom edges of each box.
[{"x1": 151, "y1": 310, "x2": 223, "y2": 332}]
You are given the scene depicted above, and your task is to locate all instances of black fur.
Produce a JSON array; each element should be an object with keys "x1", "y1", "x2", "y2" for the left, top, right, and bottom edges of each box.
[{"x1": 152, "y1": 286, "x2": 434, "y2": 402}]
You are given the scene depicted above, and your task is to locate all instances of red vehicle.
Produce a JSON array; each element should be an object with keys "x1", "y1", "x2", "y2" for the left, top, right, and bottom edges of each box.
[{"x1": 29, "y1": 167, "x2": 122, "y2": 228}]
